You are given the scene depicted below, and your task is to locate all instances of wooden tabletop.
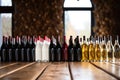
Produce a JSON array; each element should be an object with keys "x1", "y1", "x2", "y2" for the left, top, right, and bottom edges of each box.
[{"x1": 0, "y1": 62, "x2": 119, "y2": 80}]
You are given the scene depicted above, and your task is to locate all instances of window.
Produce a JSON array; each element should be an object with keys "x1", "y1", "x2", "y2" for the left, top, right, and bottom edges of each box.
[
  {"x1": 1, "y1": 0, "x2": 12, "y2": 6},
  {"x1": 1, "y1": 13, "x2": 12, "y2": 36},
  {"x1": 0, "y1": 0, "x2": 13, "y2": 46},
  {"x1": 64, "y1": 0, "x2": 93, "y2": 44}
]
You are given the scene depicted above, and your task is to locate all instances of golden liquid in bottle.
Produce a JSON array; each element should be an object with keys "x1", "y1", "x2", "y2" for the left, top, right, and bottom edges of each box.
[
  {"x1": 101, "y1": 44, "x2": 108, "y2": 62},
  {"x1": 114, "y1": 41, "x2": 120, "y2": 62},
  {"x1": 114, "y1": 45, "x2": 120, "y2": 58},
  {"x1": 95, "y1": 44, "x2": 101, "y2": 61},
  {"x1": 82, "y1": 43, "x2": 89, "y2": 62},
  {"x1": 89, "y1": 43, "x2": 95, "y2": 61}
]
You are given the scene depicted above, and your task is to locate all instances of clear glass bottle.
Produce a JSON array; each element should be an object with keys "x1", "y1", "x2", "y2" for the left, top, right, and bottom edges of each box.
[
  {"x1": 100, "y1": 36, "x2": 108, "y2": 62},
  {"x1": 106, "y1": 36, "x2": 114, "y2": 62},
  {"x1": 95, "y1": 36, "x2": 101, "y2": 62},
  {"x1": 114, "y1": 35, "x2": 120, "y2": 62},
  {"x1": 88, "y1": 36, "x2": 95, "y2": 62},
  {"x1": 82, "y1": 36, "x2": 89, "y2": 62}
]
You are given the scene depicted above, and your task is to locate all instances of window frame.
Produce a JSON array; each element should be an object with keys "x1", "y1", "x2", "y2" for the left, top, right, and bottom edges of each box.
[
  {"x1": 0, "y1": 0, "x2": 14, "y2": 36},
  {"x1": 63, "y1": 0, "x2": 94, "y2": 36}
]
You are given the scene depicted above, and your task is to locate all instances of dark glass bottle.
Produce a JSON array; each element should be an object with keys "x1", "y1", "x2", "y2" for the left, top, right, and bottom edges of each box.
[
  {"x1": 0, "y1": 36, "x2": 7, "y2": 62},
  {"x1": 7, "y1": 36, "x2": 13, "y2": 62},
  {"x1": 68, "y1": 36, "x2": 74, "y2": 62},
  {"x1": 28, "y1": 36, "x2": 35, "y2": 62},
  {"x1": 62, "y1": 36, "x2": 68, "y2": 61},
  {"x1": 49, "y1": 36, "x2": 56, "y2": 62},
  {"x1": 30, "y1": 36, "x2": 35, "y2": 62},
  {"x1": 55, "y1": 36, "x2": 62, "y2": 62},
  {"x1": 11, "y1": 37, "x2": 16, "y2": 62},
  {"x1": 26, "y1": 36, "x2": 31, "y2": 62},
  {"x1": 74, "y1": 36, "x2": 82, "y2": 61},
  {"x1": 21, "y1": 36, "x2": 27, "y2": 62},
  {"x1": 15, "y1": 36, "x2": 20, "y2": 61}
]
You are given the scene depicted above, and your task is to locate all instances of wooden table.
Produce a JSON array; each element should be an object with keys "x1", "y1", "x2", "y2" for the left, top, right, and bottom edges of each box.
[{"x1": 0, "y1": 62, "x2": 119, "y2": 80}]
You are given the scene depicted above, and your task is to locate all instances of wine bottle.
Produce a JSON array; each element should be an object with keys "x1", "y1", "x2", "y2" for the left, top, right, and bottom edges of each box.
[
  {"x1": 35, "y1": 36, "x2": 43, "y2": 62},
  {"x1": 82, "y1": 36, "x2": 89, "y2": 62},
  {"x1": 26, "y1": 36, "x2": 31, "y2": 62},
  {"x1": 42, "y1": 36, "x2": 50, "y2": 62},
  {"x1": 114, "y1": 35, "x2": 120, "y2": 62},
  {"x1": 68, "y1": 36, "x2": 74, "y2": 62},
  {"x1": 88, "y1": 36, "x2": 95, "y2": 62},
  {"x1": 15, "y1": 36, "x2": 20, "y2": 61},
  {"x1": 30, "y1": 36, "x2": 35, "y2": 62},
  {"x1": 62, "y1": 36, "x2": 68, "y2": 61},
  {"x1": 56, "y1": 36, "x2": 62, "y2": 62},
  {"x1": 11, "y1": 37, "x2": 16, "y2": 62},
  {"x1": 0, "y1": 36, "x2": 7, "y2": 62},
  {"x1": 94, "y1": 36, "x2": 101, "y2": 62},
  {"x1": 107, "y1": 36, "x2": 114, "y2": 62},
  {"x1": 7, "y1": 36, "x2": 13, "y2": 62},
  {"x1": 49, "y1": 36, "x2": 56, "y2": 62},
  {"x1": 21, "y1": 36, "x2": 26, "y2": 62},
  {"x1": 100, "y1": 36, "x2": 108, "y2": 62},
  {"x1": 74, "y1": 36, "x2": 82, "y2": 62}
]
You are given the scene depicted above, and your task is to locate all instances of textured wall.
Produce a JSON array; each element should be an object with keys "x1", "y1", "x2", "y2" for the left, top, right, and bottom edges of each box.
[
  {"x1": 92, "y1": 0, "x2": 120, "y2": 38},
  {"x1": 13, "y1": 0, "x2": 64, "y2": 38},
  {"x1": 13, "y1": 0, "x2": 120, "y2": 40}
]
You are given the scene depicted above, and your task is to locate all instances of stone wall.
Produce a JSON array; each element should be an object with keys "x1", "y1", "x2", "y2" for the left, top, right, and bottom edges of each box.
[
  {"x1": 92, "y1": 0, "x2": 120, "y2": 39},
  {"x1": 13, "y1": 0, "x2": 64, "y2": 38},
  {"x1": 12, "y1": 0, "x2": 120, "y2": 40}
]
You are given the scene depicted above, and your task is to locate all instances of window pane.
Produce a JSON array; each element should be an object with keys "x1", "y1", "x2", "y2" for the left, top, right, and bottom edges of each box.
[
  {"x1": 64, "y1": 0, "x2": 92, "y2": 8},
  {"x1": 65, "y1": 11, "x2": 91, "y2": 44},
  {"x1": 1, "y1": 13, "x2": 12, "y2": 37},
  {"x1": 1, "y1": 0, "x2": 12, "y2": 6}
]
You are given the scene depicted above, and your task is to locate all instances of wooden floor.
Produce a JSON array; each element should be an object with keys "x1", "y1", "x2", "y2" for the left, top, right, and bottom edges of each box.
[{"x1": 0, "y1": 62, "x2": 119, "y2": 80}]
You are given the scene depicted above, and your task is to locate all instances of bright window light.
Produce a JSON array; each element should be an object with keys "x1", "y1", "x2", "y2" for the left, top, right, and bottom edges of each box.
[
  {"x1": 1, "y1": 13, "x2": 12, "y2": 37},
  {"x1": 65, "y1": 11, "x2": 91, "y2": 44},
  {"x1": 64, "y1": 0, "x2": 92, "y2": 44},
  {"x1": 1, "y1": 0, "x2": 12, "y2": 6}
]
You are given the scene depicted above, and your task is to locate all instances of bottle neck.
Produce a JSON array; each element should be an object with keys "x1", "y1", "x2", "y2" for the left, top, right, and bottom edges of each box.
[{"x1": 114, "y1": 40, "x2": 119, "y2": 45}]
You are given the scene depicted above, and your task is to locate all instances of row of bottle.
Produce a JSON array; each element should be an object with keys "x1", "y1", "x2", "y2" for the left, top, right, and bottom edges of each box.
[
  {"x1": 82, "y1": 35, "x2": 120, "y2": 62},
  {"x1": 49, "y1": 36, "x2": 82, "y2": 62},
  {"x1": 0, "y1": 36, "x2": 36, "y2": 62},
  {"x1": 0, "y1": 35, "x2": 120, "y2": 62},
  {"x1": 49, "y1": 35, "x2": 120, "y2": 62}
]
